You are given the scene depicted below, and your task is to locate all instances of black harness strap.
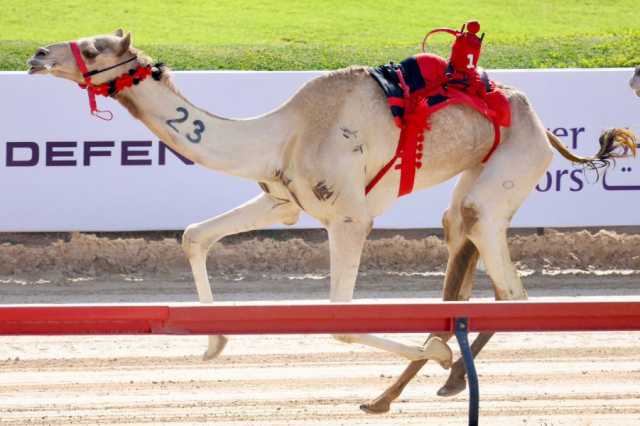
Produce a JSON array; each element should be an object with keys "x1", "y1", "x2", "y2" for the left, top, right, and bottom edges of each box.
[{"x1": 83, "y1": 56, "x2": 137, "y2": 78}]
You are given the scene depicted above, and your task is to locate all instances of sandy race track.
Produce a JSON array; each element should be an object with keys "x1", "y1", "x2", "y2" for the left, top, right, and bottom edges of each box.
[
  {"x1": 1, "y1": 230, "x2": 640, "y2": 425},
  {"x1": 2, "y1": 272, "x2": 640, "y2": 425},
  {"x1": 2, "y1": 325, "x2": 640, "y2": 426}
]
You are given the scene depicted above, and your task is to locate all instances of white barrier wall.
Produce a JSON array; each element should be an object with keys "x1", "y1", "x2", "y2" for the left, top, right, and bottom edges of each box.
[{"x1": 0, "y1": 69, "x2": 639, "y2": 231}]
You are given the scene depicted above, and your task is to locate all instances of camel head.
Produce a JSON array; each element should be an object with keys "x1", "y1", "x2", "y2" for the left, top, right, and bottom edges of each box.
[
  {"x1": 26, "y1": 29, "x2": 135, "y2": 85},
  {"x1": 631, "y1": 66, "x2": 640, "y2": 97}
]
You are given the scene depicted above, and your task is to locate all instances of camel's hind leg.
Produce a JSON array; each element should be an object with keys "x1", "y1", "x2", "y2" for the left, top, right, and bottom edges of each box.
[
  {"x1": 439, "y1": 96, "x2": 553, "y2": 391},
  {"x1": 362, "y1": 92, "x2": 553, "y2": 413},
  {"x1": 436, "y1": 97, "x2": 552, "y2": 396},
  {"x1": 182, "y1": 193, "x2": 300, "y2": 360}
]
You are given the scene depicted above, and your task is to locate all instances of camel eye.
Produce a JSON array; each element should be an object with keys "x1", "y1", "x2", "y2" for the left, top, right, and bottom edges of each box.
[{"x1": 83, "y1": 49, "x2": 98, "y2": 59}]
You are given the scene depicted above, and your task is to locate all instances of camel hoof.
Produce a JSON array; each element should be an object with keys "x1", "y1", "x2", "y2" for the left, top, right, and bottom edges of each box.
[
  {"x1": 202, "y1": 335, "x2": 228, "y2": 361},
  {"x1": 436, "y1": 377, "x2": 467, "y2": 397},
  {"x1": 423, "y1": 337, "x2": 453, "y2": 369},
  {"x1": 359, "y1": 400, "x2": 391, "y2": 415}
]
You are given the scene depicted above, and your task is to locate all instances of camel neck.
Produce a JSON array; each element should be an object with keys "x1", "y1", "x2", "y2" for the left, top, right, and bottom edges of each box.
[{"x1": 115, "y1": 76, "x2": 291, "y2": 181}]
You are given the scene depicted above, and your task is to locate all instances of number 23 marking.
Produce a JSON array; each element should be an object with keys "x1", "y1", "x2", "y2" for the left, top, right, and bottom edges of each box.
[{"x1": 166, "y1": 107, "x2": 205, "y2": 143}]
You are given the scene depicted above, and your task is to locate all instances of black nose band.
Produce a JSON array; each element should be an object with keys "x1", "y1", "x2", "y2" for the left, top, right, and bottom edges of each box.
[{"x1": 82, "y1": 56, "x2": 137, "y2": 78}]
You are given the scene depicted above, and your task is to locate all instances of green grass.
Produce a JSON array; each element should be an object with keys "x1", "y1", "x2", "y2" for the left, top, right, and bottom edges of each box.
[{"x1": 2, "y1": 0, "x2": 639, "y2": 70}]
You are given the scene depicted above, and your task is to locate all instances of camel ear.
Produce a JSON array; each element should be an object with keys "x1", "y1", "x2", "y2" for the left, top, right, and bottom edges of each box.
[
  {"x1": 113, "y1": 28, "x2": 124, "y2": 37},
  {"x1": 117, "y1": 32, "x2": 131, "y2": 56}
]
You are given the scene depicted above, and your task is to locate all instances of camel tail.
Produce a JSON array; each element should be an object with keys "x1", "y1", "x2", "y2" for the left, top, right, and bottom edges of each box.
[{"x1": 546, "y1": 128, "x2": 637, "y2": 172}]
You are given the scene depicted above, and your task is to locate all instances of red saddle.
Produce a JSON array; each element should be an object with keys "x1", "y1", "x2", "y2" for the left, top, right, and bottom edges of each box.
[{"x1": 367, "y1": 21, "x2": 511, "y2": 197}]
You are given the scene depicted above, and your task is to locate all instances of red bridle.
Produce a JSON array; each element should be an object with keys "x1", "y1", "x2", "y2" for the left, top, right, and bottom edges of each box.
[{"x1": 69, "y1": 41, "x2": 141, "y2": 121}]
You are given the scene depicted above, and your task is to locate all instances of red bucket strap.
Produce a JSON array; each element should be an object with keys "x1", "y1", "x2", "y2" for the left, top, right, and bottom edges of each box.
[{"x1": 69, "y1": 41, "x2": 113, "y2": 121}]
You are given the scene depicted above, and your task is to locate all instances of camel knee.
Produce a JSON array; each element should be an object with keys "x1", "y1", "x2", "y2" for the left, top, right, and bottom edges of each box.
[
  {"x1": 443, "y1": 207, "x2": 470, "y2": 250},
  {"x1": 182, "y1": 224, "x2": 219, "y2": 259},
  {"x1": 340, "y1": 217, "x2": 373, "y2": 237},
  {"x1": 460, "y1": 198, "x2": 481, "y2": 236},
  {"x1": 460, "y1": 196, "x2": 510, "y2": 238},
  {"x1": 181, "y1": 225, "x2": 201, "y2": 259}
]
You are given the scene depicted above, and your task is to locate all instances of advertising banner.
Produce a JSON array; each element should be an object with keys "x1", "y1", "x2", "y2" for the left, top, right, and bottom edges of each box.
[{"x1": 1, "y1": 68, "x2": 638, "y2": 231}]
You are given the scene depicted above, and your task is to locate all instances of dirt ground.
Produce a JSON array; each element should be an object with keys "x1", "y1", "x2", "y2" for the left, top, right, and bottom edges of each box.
[
  {"x1": 1, "y1": 274, "x2": 640, "y2": 425},
  {"x1": 1, "y1": 229, "x2": 639, "y2": 280},
  {"x1": 1, "y1": 231, "x2": 640, "y2": 425}
]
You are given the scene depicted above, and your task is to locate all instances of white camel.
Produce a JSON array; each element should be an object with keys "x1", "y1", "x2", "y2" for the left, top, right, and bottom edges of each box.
[{"x1": 27, "y1": 31, "x2": 636, "y2": 409}]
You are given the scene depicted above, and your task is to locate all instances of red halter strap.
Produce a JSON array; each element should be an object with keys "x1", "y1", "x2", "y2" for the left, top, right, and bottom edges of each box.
[{"x1": 69, "y1": 41, "x2": 113, "y2": 120}]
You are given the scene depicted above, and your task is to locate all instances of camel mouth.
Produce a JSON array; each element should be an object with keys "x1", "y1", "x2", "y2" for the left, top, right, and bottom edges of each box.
[
  {"x1": 26, "y1": 58, "x2": 55, "y2": 75},
  {"x1": 27, "y1": 65, "x2": 48, "y2": 75}
]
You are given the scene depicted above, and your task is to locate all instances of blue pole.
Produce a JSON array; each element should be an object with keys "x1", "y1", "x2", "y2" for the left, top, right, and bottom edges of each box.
[{"x1": 455, "y1": 317, "x2": 479, "y2": 426}]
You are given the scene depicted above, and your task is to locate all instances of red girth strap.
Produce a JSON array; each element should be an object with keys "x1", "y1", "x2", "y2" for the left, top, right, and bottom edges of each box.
[
  {"x1": 366, "y1": 75, "x2": 428, "y2": 197},
  {"x1": 69, "y1": 41, "x2": 113, "y2": 121},
  {"x1": 364, "y1": 99, "x2": 428, "y2": 197}
]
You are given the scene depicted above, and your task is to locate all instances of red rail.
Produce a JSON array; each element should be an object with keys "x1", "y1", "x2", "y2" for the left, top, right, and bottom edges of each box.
[{"x1": 1, "y1": 300, "x2": 640, "y2": 335}]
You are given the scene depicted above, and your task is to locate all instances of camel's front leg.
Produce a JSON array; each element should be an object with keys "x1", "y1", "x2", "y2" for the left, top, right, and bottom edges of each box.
[
  {"x1": 362, "y1": 167, "x2": 483, "y2": 414},
  {"x1": 361, "y1": 239, "x2": 482, "y2": 412},
  {"x1": 327, "y1": 218, "x2": 452, "y2": 365},
  {"x1": 182, "y1": 193, "x2": 300, "y2": 360}
]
